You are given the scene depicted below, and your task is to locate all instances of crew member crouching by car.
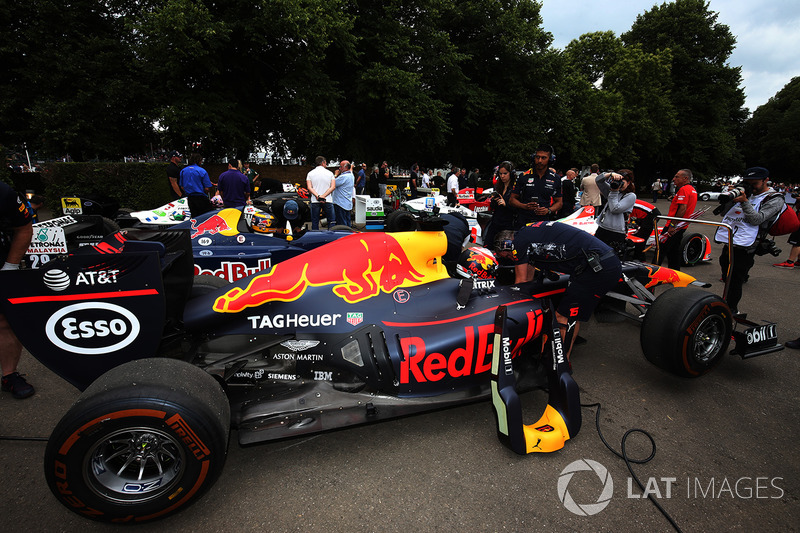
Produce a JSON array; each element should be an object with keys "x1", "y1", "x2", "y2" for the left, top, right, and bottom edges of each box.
[
  {"x1": 714, "y1": 167, "x2": 785, "y2": 315},
  {"x1": 513, "y1": 221, "x2": 621, "y2": 363}
]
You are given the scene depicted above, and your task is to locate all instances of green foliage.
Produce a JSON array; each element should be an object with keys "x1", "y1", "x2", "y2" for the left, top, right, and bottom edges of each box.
[
  {"x1": 741, "y1": 77, "x2": 800, "y2": 181},
  {"x1": 0, "y1": 0, "x2": 772, "y2": 181},
  {"x1": 39, "y1": 163, "x2": 173, "y2": 213},
  {"x1": 622, "y1": 0, "x2": 746, "y2": 179}
]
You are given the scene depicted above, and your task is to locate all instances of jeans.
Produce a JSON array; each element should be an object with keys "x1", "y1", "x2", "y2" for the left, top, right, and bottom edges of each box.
[
  {"x1": 334, "y1": 204, "x2": 351, "y2": 227},
  {"x1": 310, "y1": 201, "x2": 335, "y2": 230}
]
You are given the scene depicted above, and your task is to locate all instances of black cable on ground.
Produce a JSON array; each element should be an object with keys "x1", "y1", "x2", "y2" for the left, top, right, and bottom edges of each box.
[{"x1": 581, "y1": 402, "x2": 683, "y2": 533}]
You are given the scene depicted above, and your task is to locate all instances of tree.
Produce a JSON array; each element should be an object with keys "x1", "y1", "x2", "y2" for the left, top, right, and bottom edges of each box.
[
  {"x1": 555, "y1": 32, "x2": 675, "y2": 173},
  {"x1": 622, "y1": 0, "x2": 747, "y2": 180},
  {"x1": 0, "y1": 0, "x2": 153, "y2": 160},
  {"x1": 133, "y1": 0, "x2": 355, "y2": 159},
  {"x1": 741, "y1": 77, "x2": 800, "y2": 181}
]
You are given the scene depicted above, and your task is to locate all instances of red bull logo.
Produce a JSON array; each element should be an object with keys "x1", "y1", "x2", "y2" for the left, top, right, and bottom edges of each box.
[
  {"x1": 213, "y1": 232, "x2": 449, "y2": 312},
  {"x1": 190, "y1": 215, "x2": 230, "y2": 238}
]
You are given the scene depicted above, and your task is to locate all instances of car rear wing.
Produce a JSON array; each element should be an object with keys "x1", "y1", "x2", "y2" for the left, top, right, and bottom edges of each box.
[{"x1": 0, "y1": 229, "x2": 193, "y2": 391}]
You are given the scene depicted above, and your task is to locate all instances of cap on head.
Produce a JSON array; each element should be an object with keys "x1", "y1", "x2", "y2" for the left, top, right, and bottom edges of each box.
[
  {"x1": 743, "y1": 167, "x2": 769, "y2": 180},
  {"x1": 168, "y1": 150, "x2": 182, "y2": 159},
  {"x1": 284, "y1": 200, "x2": 299, "y2": 220}
]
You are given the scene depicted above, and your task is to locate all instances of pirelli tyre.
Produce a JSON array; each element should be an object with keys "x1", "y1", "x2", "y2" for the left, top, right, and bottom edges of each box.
[
  {"x1": 191, "y1": 274, "x2": 230, "y2": 298},
  {"x1": 640, "y1": 287, "x2": 732, "y2": 377},
  {"x1": 385, "y1": 209, "x2": 419, "y2": 232},
  {"x1": 44, "y1": 358, "x2": 230, "y2": 523},
  {"x1": 680, "y1": 232, "x2": 706, "y2": 266}
]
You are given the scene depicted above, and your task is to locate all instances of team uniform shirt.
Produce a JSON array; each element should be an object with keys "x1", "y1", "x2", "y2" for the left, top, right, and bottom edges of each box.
[
  {"x1": 667, "y1": 184, "x2": 697, "y2": 219},
  {"x1": 217, "y1": 169, "x2": 251, "y2": 207},
  {"x1": 513, "y1": 221, "x2": 621, "y2": 321},
  {"x1": 513, "y1": 168, "x2": 562, "y2": 224},
  {"x1": 0, "y1": 180, "x2": 33, "y2": 263},
  {"x1": 179, "y1": 165, "x2": 213, "y2": 196},
  {"x1": 307, "y1": 165, "x2": 335, "y2": 204}
]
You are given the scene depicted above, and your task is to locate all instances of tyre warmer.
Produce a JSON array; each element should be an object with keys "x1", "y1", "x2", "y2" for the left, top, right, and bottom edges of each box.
[{"x1": 490, "y1": 301, "x2": 581, "y2": 454}]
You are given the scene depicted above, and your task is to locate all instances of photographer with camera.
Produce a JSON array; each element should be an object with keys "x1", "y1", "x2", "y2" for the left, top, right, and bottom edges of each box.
[
  {"x1": 594, "y1": 169, "x2": 637, "y2": 257},
  {"x1": 713, "y1": 167, "x2": 785, "y2": 315},
  {"x1": 483, "y1": 161, "x2": 517, "y2": 253}
]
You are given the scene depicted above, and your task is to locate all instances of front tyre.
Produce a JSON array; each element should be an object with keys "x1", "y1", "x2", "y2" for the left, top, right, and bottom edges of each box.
[
  {"x1": 640, "y1": 287, "x2": 732, "y2": 377},
  {"x1": 44, "y1": 358, "x2": 230, "y2": 523},
  {"x1": 680, "y1": 232, "x2": 706, "y2": 266}
]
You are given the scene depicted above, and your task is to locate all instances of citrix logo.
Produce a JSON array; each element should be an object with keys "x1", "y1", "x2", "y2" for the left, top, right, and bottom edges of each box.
[{"x1": 557, "y1": 459, "x2": 614, "y2": 516}]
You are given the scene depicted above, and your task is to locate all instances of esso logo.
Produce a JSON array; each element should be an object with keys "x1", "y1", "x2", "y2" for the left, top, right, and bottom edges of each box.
[{"x1": 45, "y1": 302, "x2": 140, "y2": 355}]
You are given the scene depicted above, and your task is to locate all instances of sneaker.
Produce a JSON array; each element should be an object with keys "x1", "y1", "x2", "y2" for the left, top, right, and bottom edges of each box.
[
  {"x1": 773, "y1": 261, "x2": 797, "y2": 269},
  {"x1": 1, "y1": 372, "x2": 35, "y2": 399},
  {"x1": 786, "y1": 338, "x2": 800, "y2": 349}
]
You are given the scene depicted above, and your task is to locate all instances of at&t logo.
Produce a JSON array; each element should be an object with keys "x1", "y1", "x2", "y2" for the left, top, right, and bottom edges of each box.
[{"x1": 557, "y1": 459, "x2": 614, "y2": 516}]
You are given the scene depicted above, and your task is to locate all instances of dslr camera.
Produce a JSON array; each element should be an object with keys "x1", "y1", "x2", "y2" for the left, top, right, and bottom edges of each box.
[
  {"x1": 755, "y1": 239, "x2": 782, "y2": 257},
  {"x1": 718, "y1": 182, "x2": 754, "y2": 203}
]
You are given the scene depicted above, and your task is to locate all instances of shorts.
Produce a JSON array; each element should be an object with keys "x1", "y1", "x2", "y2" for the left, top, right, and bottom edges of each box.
[
  {"x1": 556, "y1": 256, "x2": 622, "y2": 321},
  {"x1": 788, "y1": 228, "x2": 800, "y2": 246}
]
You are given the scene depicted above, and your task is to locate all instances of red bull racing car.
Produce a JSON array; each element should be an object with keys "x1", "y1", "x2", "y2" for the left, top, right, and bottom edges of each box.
[{"x1": 2, "y1": 223, "x2": 761, "y2": 523}]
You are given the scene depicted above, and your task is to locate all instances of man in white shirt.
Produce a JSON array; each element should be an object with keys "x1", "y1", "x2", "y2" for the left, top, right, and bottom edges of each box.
[
  {"x1": 446, "y1": 170, "x2": 460, "y2": 206},
  {"x1": 306, "y1": 156, "x2": 336, "y2": 229}
]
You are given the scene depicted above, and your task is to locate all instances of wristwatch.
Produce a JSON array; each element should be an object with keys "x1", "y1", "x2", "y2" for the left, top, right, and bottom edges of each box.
[{"x1": 547, "y1": 208, "x2": 552, "y2": 215}]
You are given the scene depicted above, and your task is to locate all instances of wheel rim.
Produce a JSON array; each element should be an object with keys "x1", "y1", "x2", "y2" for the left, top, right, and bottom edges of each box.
[
  {"x1": 692, "y1": 314, "x2": 726, "y2": 363},
  {"x1": 84, "y1": 427, "x2": 185, "y2": 503},
  {"x1": 684, "y1": 237, "x2": 704, "y2": 264}
]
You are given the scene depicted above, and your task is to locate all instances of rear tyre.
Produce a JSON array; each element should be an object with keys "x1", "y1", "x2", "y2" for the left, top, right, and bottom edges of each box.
[
  {"x1": 191, "y1": 274, "x2": 230, "y2": 298},
  {"x1": 699, "y1": 193, "x2": 710, "y2": 201},
  {"x1": 640, "y1": 287, "x2": 732, "y2": 377},
  {"x1": 680, "y1": 232, "x2": 706, "y2": 266},
  {"x1": 329, "y1": 224, "x2": 357, "y2": 232},
  {"x1": 385, "y1": 209, "x2": 418, "y2": 232},
  {"x1": 101, "y1": 216, "x2": 121, "y2": 235},
  {"x1": 44, "y1": 358, "x2": 230, "y2": 523}
]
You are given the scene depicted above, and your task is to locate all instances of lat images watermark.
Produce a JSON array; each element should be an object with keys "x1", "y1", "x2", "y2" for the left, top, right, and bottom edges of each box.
[{"x1": 557, "y1": 459, "x2": 785, "y2": 517}]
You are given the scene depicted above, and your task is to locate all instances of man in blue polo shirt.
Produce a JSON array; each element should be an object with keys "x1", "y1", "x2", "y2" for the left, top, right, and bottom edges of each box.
[
  {"x1": 509, "y1": 143, "x2": 563, "y2": 226},
  {"x1": 179, "y1": 153, "x2": 214, "y2": 217}
]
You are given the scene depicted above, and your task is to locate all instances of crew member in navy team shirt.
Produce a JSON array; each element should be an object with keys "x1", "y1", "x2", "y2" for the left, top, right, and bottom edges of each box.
[
  {"x1": 0, "y1": 180, "x2": 35, "y2": 399},
  {"x1": 513, "y1": 220, "x2": 621, "y2": 364},
  {"x1": 509, "y1": 144, "x2": 563, "y2": 226}
]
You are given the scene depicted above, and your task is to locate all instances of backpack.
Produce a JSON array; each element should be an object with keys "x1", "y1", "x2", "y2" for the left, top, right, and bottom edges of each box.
[{"x1": 766, "y1": 193, "x2": 800, "y2": 236}]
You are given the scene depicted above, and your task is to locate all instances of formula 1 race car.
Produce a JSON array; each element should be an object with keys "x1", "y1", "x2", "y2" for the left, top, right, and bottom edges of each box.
[
  {"x1": 35, "y1": 201, "x2": 355, "y2": 283},
  {"x1": 0, "y1": 224, "x2": 748, "y2": 523},
  {"x1": 559, "y1": 201, "x2": 713, "y2": 266}
]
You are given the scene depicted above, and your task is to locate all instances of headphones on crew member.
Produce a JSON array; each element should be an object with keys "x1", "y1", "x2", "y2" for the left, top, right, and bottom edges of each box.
[{"x1": 530, "y1": 144, "x2": 556, "y2": 166}]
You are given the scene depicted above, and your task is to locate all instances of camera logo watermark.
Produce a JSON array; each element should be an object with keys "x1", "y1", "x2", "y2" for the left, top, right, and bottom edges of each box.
[
  {"x1": 557, "y1": 458, "x2": 785, "y2": 517},
  {"x1": 557, "y1": 459, "x2": 614, "y2": 516}
]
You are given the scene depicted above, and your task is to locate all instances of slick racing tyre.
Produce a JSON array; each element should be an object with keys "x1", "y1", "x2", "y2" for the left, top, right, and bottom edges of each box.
[
  {"x1": 386, "y1": 209, "x2": 418, "y2": 232},
  {"x1": 680, "y1": 232, "x2": 706, "y2": 266},
  {"x1": 101, "y1": 216, "x2": 121, "y2": 235},
  {"x1": 44, "y1": 358, "x2": 230, "y2": 523},
  {"x1": 191, "y1": 274, "x2": 229, "y2": 298},
  {"x1": 329, "y1": 225, "x2": 357, "y2": 232},
  {"x1": 640, "y1": 287, "x2": 732, "y2": 377}
]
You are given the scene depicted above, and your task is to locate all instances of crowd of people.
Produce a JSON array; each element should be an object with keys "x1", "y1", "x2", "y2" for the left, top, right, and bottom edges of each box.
[{"x1": 2, "y1": 144, "x2": 799, "y2": 402}]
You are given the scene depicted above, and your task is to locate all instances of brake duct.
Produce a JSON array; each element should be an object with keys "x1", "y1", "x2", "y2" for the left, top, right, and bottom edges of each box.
[{"x1": 490, "y1": 302, "x2": 582, "y2": 454}]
